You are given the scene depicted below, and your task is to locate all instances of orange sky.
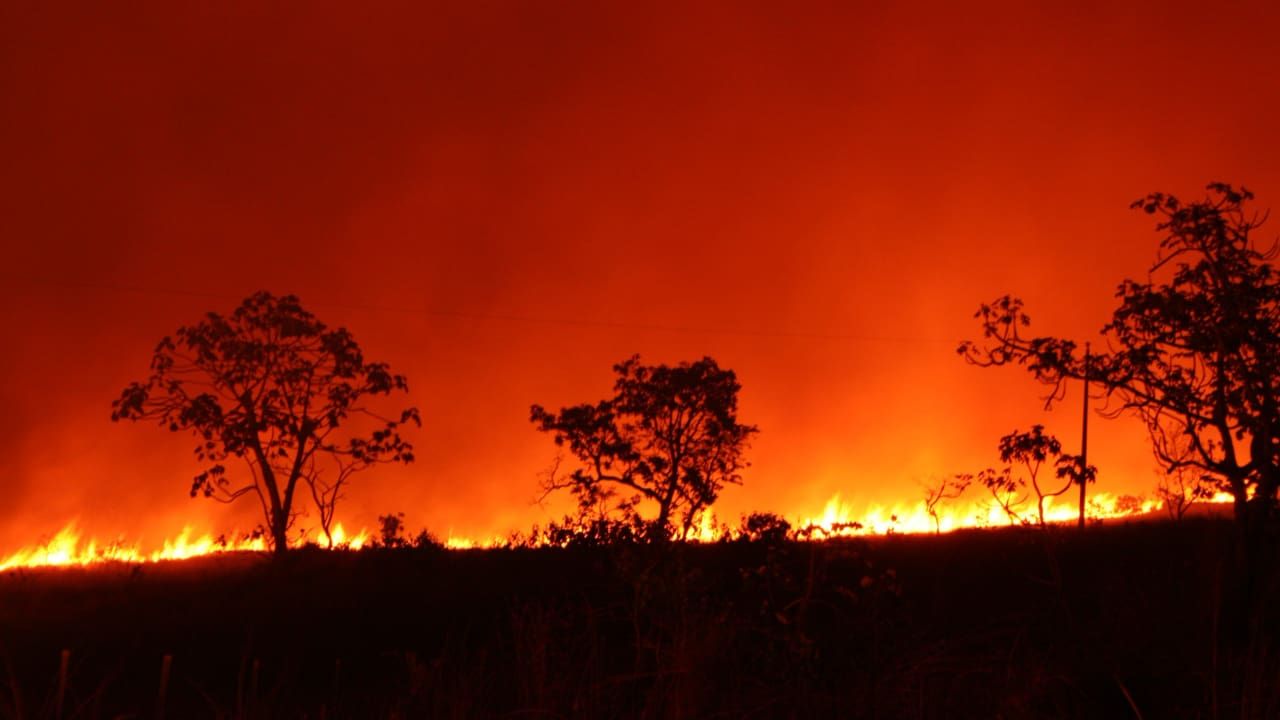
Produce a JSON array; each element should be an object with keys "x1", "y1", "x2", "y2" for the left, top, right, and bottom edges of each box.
[{"x1": 2, "y1": 1, "x2": 1279, "y2": 549}]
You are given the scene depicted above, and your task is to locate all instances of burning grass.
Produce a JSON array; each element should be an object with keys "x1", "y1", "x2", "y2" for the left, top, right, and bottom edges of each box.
[
  {"x1": 0, "y1": 523, "x2": 370, "y2": 572},
  {"x1": 0, "y1": 517, "x2": 1275, "y2": 719},
  {"x1": 0, "y1": 491, "x2": 1234, "y2": 572}
]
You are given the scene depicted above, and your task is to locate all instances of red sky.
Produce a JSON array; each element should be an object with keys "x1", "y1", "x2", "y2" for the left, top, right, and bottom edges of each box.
[{"x1": 2, "y1": 1, "x2": 1279, "y2": 548}]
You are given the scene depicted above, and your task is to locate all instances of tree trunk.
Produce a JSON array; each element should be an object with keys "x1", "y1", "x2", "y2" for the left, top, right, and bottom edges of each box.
[
  {"x1": 1231, "y1": 477, "x2": 1248, "y2": 524},
  {"x1": 652, "y1": 503, "x2": 671, "y2": 543},
  {"x1": 271, "y1": 510, "x2": 290, "y2": 557}
]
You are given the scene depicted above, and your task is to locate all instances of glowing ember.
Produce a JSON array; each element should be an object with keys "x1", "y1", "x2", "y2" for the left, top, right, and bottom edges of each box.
[
  {"x1": 444, "y1": 533, "x2": 507, "y2": 550},
  {"x1": 790, "y1": 491, "x2": 1233, "y2": 538},
  {"x1": 0, "y1": 522, "x2": 369, "y2": 571},
  {"x1": 0, "y1": 492, "x2": 1235, "y2": 571},
  {"x1": 326, "y1": 523, "x2": 370, "y2": 550}
]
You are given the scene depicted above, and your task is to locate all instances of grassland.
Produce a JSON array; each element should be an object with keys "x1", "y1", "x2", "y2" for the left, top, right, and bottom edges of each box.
[{"x1": 0, "y1": 518, "x2": 1276, "y2": 719}]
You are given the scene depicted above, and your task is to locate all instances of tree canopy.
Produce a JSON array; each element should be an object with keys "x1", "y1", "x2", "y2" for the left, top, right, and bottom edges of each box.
[
  {"x1": 530, "y1": 355, "x2": 757, "y2": 540},
  {"x1": 960, "y1": 183, "x2": 1280, "y2": 530},
  {"x1": 111, "y1": 291, "x2": 419, "y2": 555}
]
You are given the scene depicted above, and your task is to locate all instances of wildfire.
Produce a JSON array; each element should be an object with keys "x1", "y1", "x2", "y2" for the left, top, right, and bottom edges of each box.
[
  {"x1": 0, "y1": 522, "x2": 368, "y2": 572},
  {"x1": 787, "y1": 490, "x2": 1233, "y2": 538},
  {"x1": 0, "y1": 491, "x2": 1235, "y2": 571},
  {"x1": 443, "y1": 535, "x2": 510, "y2": 550}
]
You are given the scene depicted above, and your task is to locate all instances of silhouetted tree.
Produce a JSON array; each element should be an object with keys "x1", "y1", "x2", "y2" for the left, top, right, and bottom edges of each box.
[
  {"x1": 530, "y1": 355, "x2": 758, "y2": 541},
  {"x1": 971, "y1": 429, "x2": 1094, "y2": 528},
  {"x1": 1156, "y1": 468, "x2": 1215, "y2": 521},
  {"x1": 922, "y1": 474, "x2": 972, "y2": 533},
  {"x1": 978, "y1": 466, "x2": 1027, "y2": 525},
  {"x1": 998, "y1": 426, "x2": 1090, "y2": 526},
  {"x1": 960, "y1": 183, "x2": 1280, "y2": 533},
  {"x1": 111, "y1": 291, "x2": 419, "y2": 556}
]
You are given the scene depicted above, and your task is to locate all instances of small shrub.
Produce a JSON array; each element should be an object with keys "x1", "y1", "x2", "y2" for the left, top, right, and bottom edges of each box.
[
  {"x1": 378, "y1": 512, "x2": 408, "y2": 548},
  {"x1": 737, "y1": 512, "x2": 792, "y2": 544}
]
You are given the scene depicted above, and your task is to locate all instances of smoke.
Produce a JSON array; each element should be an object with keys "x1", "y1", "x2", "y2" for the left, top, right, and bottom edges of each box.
[{"x1": 1, "y1": 1, "x2": 1278, "y2": 548}]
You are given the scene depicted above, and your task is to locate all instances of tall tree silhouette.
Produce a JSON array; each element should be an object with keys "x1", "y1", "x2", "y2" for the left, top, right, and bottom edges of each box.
[
  {"x1": 111, "y1": 291, "x2": 419, "y2": 555},
  {"x1": 531, "y1": 355, "x2": 757, "y2": 540},
  {"x1": 960, "y1": 183, "x2": 1279, "y2": 532}
]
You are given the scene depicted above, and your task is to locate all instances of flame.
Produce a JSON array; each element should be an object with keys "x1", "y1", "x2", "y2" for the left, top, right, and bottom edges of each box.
[
  {"x1": 444, "y1": 532, "x2": 506, "y2": 550},
  {"x1": 790, "y1": 490, "x2": 1233, "y2": 538},
  {"x1": 327, "y1": 523, "x2": 370, "y2": 550},
  {"x1": 0, "y1": 490, "x2": 1237, "y2": 571},
  {"x1": 0, "y1": 521, "x2": 369, "y2": 571},
  {"x1": 692, "y1": 508, "x2": 720, "y2": 542}
]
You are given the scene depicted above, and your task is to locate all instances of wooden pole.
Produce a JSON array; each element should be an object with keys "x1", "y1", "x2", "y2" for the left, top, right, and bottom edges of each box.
[{"x1": 1078, "y1": 343, "x2": 1091, "y2": 530}]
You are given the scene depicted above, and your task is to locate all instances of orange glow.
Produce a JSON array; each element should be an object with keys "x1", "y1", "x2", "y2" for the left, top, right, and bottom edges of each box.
[
  {"x1": 0, "y1": 522, "x2": 368, "y2": 571},
  {"x1": 1, "y1": 3, "x2": 1276, "y2": 554},
  {"x1": 788, "y1": 491, "x2": 1232, "y2": 538},
  {"x1": 443, "y1": 532, "x2": 509, "y2": 550},
  {"x1": 1, "y1": 493, "x2": 1233, "y2": 571}
]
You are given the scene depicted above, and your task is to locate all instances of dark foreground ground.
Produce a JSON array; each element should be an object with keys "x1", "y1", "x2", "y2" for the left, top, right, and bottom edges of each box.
[{"x1": 0, "y1": 518, "x2": 1277, "y2": 719}]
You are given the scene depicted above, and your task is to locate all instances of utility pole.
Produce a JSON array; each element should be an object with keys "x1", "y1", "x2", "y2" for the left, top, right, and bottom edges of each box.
[{"x1": 1078, "y1": 343, "x2": 1090, "y2": 530}]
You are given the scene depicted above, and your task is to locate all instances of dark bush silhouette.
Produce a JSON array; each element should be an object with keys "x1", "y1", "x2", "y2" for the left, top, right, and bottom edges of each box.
[
  {"x1": 737, "y1": 511, "x2": 792, "y2": 543},
  {"x1": 111, "y1": 291, "x2": 419, "y2": 556},
  {"x1": 369, "y1": 512, "x2": 441, "y2": 550},
  {"x1": 531, "y1": 355, "x2": 757, "y2": 541},
  {"x1": 378, "y1": 512, "x2": 409, "y2": 548},
  {"x1": 961, "y1": 183, "x2": 1280, "y2": 533},
  {"x1": 537, "y1": 512, "x2": 651, "y2": 548}
]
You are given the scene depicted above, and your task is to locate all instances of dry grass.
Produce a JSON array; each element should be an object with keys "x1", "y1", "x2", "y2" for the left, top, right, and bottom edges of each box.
[{"x1": 0, "y1": 518, "x2": 1275, "y2": 718}]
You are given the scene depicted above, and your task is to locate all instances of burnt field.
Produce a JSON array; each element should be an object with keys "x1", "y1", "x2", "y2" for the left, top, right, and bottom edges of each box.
[{"x1": 0, "y1": 519, "x2": 1276, "y2": 719}]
